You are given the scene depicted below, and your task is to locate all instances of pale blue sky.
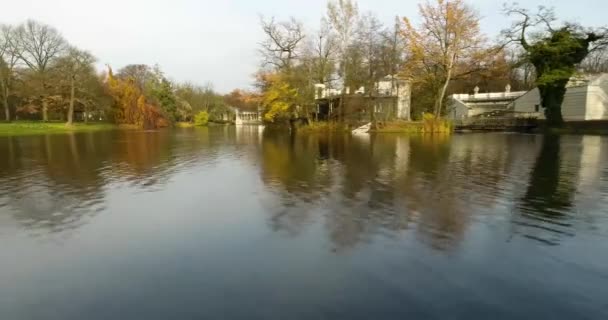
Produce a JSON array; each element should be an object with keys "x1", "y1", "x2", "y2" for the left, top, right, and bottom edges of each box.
[{"x1": 1, "y1": 0, "x2": 606, "y2": 92}]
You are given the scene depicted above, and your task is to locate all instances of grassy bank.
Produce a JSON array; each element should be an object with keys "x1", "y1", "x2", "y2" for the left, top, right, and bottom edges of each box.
[
  {"x1": 373, "y1": 116, "x2": 453, "y2": 134},
  {"x1": 0, "y1": 121, "x2": 118, "y2": 136},
  {"x1": 175, "y1": 122, "x2": 196, "y2": 128},
  {"x1": 297, "y1": 118, "x2": 453, "y2": 135}
]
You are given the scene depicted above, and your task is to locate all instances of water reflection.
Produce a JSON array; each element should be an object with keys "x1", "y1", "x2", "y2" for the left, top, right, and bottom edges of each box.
[
  {"x1": 0, "y1": 129, "x2": 225, "y2": 235},
  {"x1": 516, "y1": 135, "x2": 576, "y2": 245},
  {"x1": 0, "y1": 128, "x2": 607, "y2": 251},
  {"x1": 259, "y1": 132, "x2": 608, "y2": 251},
  {"x1": 1, "y1": 128, "x2": 608, "y2": 319}
]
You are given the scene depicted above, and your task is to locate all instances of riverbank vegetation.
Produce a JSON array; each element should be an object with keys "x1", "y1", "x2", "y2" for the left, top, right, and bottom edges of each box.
[
  {"x1": 372, "y1": 115, "x2": 453, "y2": 134},
  {"x1": 2, "y1": 1, "x2": 607, "y2": 136},
  {"x1": 247, "y1": 0, "x2": 608, "y2": 131},
  {"x1": 0, "y1": 21, "x2": 236, "y2": 131}
]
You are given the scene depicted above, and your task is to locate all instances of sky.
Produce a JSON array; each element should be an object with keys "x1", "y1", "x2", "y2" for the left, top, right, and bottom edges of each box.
[{"x1": 1, "y1": 0, "x2": 606, "y2": 93}]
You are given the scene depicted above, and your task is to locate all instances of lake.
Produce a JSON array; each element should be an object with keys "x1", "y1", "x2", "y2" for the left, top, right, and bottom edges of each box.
[{"x1": 1, "y1": 127, "x2": 607, "y2": 319}]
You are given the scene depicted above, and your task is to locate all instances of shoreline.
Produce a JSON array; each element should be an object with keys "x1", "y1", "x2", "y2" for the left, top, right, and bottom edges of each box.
[{"x1": 0, "y1": 122, "x2": 119, "y2": 137}]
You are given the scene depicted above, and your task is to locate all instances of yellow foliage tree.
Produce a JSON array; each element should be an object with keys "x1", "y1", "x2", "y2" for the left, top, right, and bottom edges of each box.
[
  {"x1": 260, "y1": 72, "x2": 298, "y2": 123},
  {"x1": 402, "y1": 0, "x2": 490, "y2": 117}
]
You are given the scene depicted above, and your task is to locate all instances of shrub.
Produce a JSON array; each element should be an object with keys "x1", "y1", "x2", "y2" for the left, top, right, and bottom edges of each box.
[
  {"x1": 194, "y1": 111, "x2": 209, "y2": 126},
  {"x1": 421, "y1": 113, "x2": 452, "y2": 133}
]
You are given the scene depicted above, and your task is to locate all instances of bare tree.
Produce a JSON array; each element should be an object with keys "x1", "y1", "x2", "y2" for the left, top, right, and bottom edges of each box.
[
  {"x1": 0, "y1": 25, "x2": 20, "y2": 121},
  {"x1": 116, "y1": 64, "x2": 156, "y2": 91},
  {"x1": 357, "y1": 12, "x2": 383, "y2": 127},
  {"x1": 327, "y1": 0, "x2": 359, "y2": 121},
  {"x1": 13, "y1": 20, "x2": 67, "y2": 121},
  {"x1": 581, "y1": 47, "x2": 608, "y2": 73},
  {"x1": 380, "y1": 17, "x2": 406, "y2": 89},
  {"x1": 310, "y1": 18, "x2": 338, "y2": 85},
  {"x1": 259, "y1": 16, "x2": 305, "y2": 70},
  {"x1": 402, "y1": 0, "x2": 487, "y2": 117}
]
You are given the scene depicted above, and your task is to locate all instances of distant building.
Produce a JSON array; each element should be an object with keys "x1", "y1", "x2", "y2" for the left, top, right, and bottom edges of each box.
[
  {"x1": 231, "y1": 106, "x2": 263, "y2": 125},
  {"x1": 509, "y1": 73, "x2": 608, "y2": 121},
  {"x1": 313, "y1": 75, "x2": 411, "y2": 123},
  {"x1": 447, "y1": 85, "x2": 527, "y2": 120}
]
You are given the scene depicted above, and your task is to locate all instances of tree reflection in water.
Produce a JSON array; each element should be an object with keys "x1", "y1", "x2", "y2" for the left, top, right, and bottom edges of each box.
[
  {"x1": 259, "y1": 132, "x2": 604, "y2": 252},
  {"x1": 0, "y1": 129, "x2": 604, "y2": 252},
  {"x1": 0, "y1": 129, "x2": 219, "y2": 236}
]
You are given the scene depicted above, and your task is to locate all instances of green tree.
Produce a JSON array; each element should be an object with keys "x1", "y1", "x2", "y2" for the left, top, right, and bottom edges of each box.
[
  {"x1": 151, "y1": 78, "x2": 178, "y2": 121},
  {"x1": 194, "y1": 111, "x2": 209, "y2": 126}
]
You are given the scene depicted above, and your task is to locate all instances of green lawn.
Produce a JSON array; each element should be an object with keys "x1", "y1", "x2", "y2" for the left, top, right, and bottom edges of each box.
[{"x1": 0, "y1": 121, "x2": 118, "y2": 136}]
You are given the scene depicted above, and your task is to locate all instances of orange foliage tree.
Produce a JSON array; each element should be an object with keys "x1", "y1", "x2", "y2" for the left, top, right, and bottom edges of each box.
[
  {"x1": 105, "y1": 66, "x2": 167, "y2": 128},
  {"x1": 224, "y1": 89, "x2": 260, "y2": 112}
]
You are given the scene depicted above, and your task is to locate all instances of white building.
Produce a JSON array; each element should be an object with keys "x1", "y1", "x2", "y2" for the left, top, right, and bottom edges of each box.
[
  {"x1": 314, "y1": 75, "x2": 412, "y2": 121},
  {"x1": 447, "y1": 85, "x2": 527, "y2": 120},
  {"x1": 509, "y1": 73, "x2": 608, "y2": 121}
]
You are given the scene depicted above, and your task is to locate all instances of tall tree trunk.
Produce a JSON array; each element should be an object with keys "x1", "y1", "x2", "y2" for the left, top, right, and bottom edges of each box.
[
  {"x1": 435, "y1": 55, "x2": 455, "y2": 118},
  {"x1": 67, "y1": 76, "x2": 75, "y2": 125},
  {"x1": 40, "y1": 75, "x2": 49, "y2": 122},
  {"x1": 42, "y1": 99, "x2": 49, "y2": 122},
  {"x1": 3, "y1": 99, "x2": 8, "y2": 122},
  {"x1": 1, "y1": 86, "x2": 9, "y2": 122},
  {"x1": 539, "y1": 81, "x2": 567, "y2": 128}
]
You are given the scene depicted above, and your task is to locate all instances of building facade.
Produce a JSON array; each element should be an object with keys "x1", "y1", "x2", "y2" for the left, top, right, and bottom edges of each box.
[
  {"x1": 313, "y1": 76, "x2": 412, "y2": 123},
  {"x1": 447, "y1": 85, "x2": 527, "y2": 120},
  {"x1": 509, "y1": 74, "x2": 608, "y2": 121}
]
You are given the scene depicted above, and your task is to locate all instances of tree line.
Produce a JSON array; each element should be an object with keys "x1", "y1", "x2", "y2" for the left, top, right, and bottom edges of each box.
[
  {"x1": 255, "y1": 0, "x2": 608, "y2": 127},
  {"x1": 0, "y1": 20, "x2": 258, "y2": 128}
]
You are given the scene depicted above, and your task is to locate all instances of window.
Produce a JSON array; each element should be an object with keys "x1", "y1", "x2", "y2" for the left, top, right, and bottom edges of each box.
[{"x1": 534, "y1": 104, "x2": 540, "y2": 112}]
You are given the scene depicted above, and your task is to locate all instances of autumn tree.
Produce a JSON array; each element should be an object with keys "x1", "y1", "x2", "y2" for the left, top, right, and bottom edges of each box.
[
  {"x1": 258, "y1": 15, "x2": 309, "y2": 123},
  {"x1": 224, "y1": 89, "x2": 259, "y2": 112},
  {"x1": 258, "y1": 72, "x2": 298, "y2": 123},
  {"x1": 402, "y1": 0, "x2": 488, "y2": 117},
  {"x1": 12, "y1": 20, "x2": 67, "y2": 121},
  {"x1": 504, "y1": 5, "x2": 608, "y2": 127},
  {"x1": 107, "y1": 66, "x2": 167, "y2": 128}
]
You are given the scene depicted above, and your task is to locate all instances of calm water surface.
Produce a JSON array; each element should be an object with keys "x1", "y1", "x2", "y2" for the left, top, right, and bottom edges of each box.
[{"x1": 1, "y1": 127, "x2": 607, "y2": 319}]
